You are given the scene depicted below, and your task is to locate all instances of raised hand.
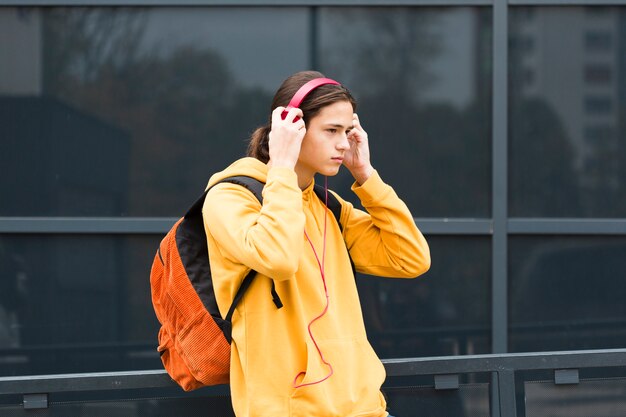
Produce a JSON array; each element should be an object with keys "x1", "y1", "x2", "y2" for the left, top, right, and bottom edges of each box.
[
  {"x1": 268, "y1": 107, "x2": 306, "y2": 169},
  {"x1": 344, "y1": 113, "x2": 374, "y2": 185}
]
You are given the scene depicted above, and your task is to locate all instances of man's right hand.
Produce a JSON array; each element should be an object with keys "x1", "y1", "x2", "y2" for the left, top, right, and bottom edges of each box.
[{"x1": 268, "y1": 106, "x2": 306, "y2": 169}]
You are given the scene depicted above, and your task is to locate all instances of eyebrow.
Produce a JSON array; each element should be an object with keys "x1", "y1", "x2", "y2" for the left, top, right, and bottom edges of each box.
[{"x1": 324, "y1": 123, "x2": 354, "y2": 129}]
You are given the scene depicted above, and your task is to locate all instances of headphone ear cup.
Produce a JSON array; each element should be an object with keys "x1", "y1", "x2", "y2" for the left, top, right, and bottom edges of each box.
[{"x1": 281, "y1": 107, "x2": 301, "y2": 123}]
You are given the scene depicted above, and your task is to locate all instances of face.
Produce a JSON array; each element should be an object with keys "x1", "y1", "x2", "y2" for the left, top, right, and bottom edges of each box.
[{"x1": 295, "y1": 100, "x2": 354, "y2": 188}]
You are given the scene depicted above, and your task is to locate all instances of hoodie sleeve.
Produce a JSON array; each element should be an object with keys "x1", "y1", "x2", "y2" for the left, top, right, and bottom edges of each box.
[
  {"x1": 202, "y1": 167, "x2": 305, "y2": 281},
  {"x1": 340, "y1": 170, "x2": 431, "y2": 278}
]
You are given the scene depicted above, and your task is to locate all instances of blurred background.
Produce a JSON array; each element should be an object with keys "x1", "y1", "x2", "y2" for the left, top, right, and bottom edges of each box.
[{"x1": 1, "y1": 3, "x2": 626, "y2": 384}]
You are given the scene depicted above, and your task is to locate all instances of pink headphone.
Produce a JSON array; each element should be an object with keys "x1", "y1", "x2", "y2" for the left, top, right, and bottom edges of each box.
[
  {"x1": 282, "y1": 76, "x2": 343, "y2": 389},
  {"x1": 281, "y1": 77, "x2": 341, "y2": 122}
]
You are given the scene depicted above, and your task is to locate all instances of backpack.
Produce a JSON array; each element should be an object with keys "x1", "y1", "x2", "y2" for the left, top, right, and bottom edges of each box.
[{"x1": 150, "y1": 175, "x2": 343, "y2": 391}]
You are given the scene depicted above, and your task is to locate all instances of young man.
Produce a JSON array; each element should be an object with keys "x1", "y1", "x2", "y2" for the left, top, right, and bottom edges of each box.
[{"x1": 203, "y1": 71, "x2": 430, "y2": 416}]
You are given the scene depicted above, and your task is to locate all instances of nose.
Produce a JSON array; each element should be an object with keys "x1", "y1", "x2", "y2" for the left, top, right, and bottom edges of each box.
[{"x1": 337, "y1": 132, "x2": 350, "y2": 150}]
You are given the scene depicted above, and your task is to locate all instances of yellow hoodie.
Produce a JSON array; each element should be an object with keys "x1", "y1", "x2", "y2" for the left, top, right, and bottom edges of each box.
[{"x1": 202, "y1": 157, "x2": 430, "y2": 417}]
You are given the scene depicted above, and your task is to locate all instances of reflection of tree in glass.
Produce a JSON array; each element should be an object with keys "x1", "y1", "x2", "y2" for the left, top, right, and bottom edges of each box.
[
  {"x1": 40, "y1": 8, "x2": 274, "y2": 345},
  {"x1": 43, "y1": 8, "x2": 148, "y2": 92},
  {"x1": 509, "y1": 98, "x2": 581, "y2": 217},
  {"x1": 583, "y1": 82, "x2": 626, "y2": 216},
  {"x1": 508, "y1": 13, "x2": 582, "y2": 217},
  {"x1": 319, "y1": 9, "x2": 494, "y2": 359},
  {"x1": 321, "y1": 8, "x2": 441, "y2": 102},
  {"x1": 321, "y1": 8, "x2": 490, "y2": 218},
  {"x1": 42, "y1": 8, "x2": 271, "y2": 216}
]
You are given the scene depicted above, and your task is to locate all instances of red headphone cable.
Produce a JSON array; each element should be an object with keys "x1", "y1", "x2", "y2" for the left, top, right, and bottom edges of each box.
[{"x1": 293, "y1": 176, "x2": 334, "y2": 388}]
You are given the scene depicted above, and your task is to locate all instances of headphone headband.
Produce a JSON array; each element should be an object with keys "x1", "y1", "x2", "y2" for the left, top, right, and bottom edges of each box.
[
  {"x1": 281, "y1": 77, "x2": 340, "y2": 121},
  {"x1": 287, "y1": 77, "x2": 341, "y2": 109}
]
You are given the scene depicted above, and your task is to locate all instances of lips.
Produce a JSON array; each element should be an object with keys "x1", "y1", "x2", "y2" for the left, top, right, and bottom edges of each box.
[{"x1": 331, "y1": 157, "x2": 343, "y2": 162}]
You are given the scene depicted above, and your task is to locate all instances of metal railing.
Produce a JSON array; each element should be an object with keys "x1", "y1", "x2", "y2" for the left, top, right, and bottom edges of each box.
[{"x1": 2, "y1": 348, "x2": 626, "y2": 416}]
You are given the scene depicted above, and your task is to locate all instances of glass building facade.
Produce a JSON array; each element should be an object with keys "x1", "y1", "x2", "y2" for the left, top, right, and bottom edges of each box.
[{"x1": 1, "y1": 2, "x2": 626, "y2": 382}]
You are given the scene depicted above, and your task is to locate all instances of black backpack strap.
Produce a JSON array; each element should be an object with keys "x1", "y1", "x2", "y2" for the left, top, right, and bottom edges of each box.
[
  {"x1": 211, "y1": 176, "x2": 284, "y2": 318},
  {"x1": 225, "y1": 270, "x2": 257, "y2": 323},
  {"x1": 313, "y1": 184, "x2": 343, "y2": 231},
  {"x1": 271, "y1": 281, "x2": 284, "y2": 309},
  {"x1": 222, "y1": 268, "x2": 256, "y2": 343},
  {"x1": 183, "y1": 176, "x2": 265, "y2": 219},
  {"x1": 313, "y1": 185, "x2": 356, "y2": 276},
  {"x1": 216, "y1": 175, "x2": 265, "y2": 203}
]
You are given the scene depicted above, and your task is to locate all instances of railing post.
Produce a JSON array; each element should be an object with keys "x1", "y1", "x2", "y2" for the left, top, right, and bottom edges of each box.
[
  {"x1": 491, "y1": 373, "x2": 501, "y2": 417},
  {"x1": 497, "y1": 370, "x2": 517, "y2": 417}
]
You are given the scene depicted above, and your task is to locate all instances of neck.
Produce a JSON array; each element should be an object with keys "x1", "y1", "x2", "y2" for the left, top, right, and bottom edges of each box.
[{"x1": 294, "y1": 164, "x2": 314, "y2": 190}]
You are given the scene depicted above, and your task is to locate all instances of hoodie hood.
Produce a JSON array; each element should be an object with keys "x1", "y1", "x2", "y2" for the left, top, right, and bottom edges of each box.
[{"x1": 206, "y1": 157, "x2": 268, "y2": 189}]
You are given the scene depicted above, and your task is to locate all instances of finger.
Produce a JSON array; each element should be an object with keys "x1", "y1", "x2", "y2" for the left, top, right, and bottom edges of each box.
[
  {"x1": 272, "y1": 106, "x2": 287, "y2": 124},
  {"x1": 285, "y1": 107, "x2": 303, "y2": 123},
  {"x1": 277, "y1": 107, "x2": 303, "y2": 124},
  {"x1": 272, "y1": 106, "x2": 303, "y2": 124}
]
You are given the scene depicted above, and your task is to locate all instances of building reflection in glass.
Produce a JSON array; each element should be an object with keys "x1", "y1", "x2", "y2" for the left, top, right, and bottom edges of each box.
[{"x1": 510, "y1": 6, "x2": 626, "y2": 217}]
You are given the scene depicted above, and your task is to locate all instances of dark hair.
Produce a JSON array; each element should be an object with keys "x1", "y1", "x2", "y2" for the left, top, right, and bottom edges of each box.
[{"x1": 247, "y1": 70, "x2": 357, "y2": 163}]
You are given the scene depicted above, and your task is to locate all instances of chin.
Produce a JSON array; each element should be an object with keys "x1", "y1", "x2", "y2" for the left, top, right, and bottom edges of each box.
[{"x1": 320, "y1": 166, "x2": 342, "y2": 177}]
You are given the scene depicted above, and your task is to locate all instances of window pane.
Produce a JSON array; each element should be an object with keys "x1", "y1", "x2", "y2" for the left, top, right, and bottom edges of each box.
[
  {"x1": 0, "y1": 235, "x2": 162, "y2": 376},
  {"x1": 525, "y1": 378, "x2": 626, "y2": 416},
  {"x1": 585, "y1": 30, "x2": 613, "y2": 52},
  {"x1": 1, "y1": 6, "x2": 491, "y2": 219},
  {"x1": 509, "y1": 7, "x2": 626, "y2": 217},
  {"x1": 0, "y1": 391, "x2": 236, "y2": 417},
  {"x1": 509, "y1": 236, "x2": 626, "y2": 352},
  {"x1": 0, "y1": 234, "x2": 491, "y2": 376},
  {"x1": 361, "y1": 236, "x2": 491, "y2": 359},
  {"x1": 319, "y1": 7, "x2": 493, "y2": 217},
  {"x1": 0, "y1": 7, "x2": 309, "y2": 216},
  {"x1": 384, "y1": 382, "x2": 491, "y2": 417}
]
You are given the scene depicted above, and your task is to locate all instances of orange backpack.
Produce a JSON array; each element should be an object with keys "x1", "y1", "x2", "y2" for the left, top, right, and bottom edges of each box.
[{"x1": 150, "y1": 176, "x2": 343, "y2": 391}]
